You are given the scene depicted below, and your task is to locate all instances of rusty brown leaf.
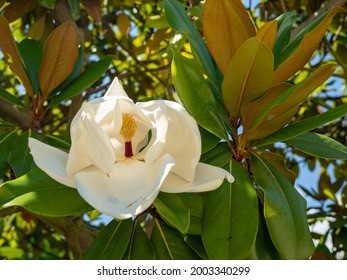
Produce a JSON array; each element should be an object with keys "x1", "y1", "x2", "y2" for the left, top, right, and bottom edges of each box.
[{"x1": 38, "y1": 22, "x2": 79, "y2": 97}]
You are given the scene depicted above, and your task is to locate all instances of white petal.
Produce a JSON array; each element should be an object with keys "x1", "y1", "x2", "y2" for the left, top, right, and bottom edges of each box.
[
  {"x1": 28, "y1": 138, "x2": 76, "y2": 188},
  {"x1": 74, "y1": 154, "x2": 175, "y2": 219},
  {"x1": 82, "y1": 110, "x2": 115, "y2": 173},
  {"x1": 104, "y1": 77, "x2": 129, "y2": 98},
  {"x1": 138, "y1": 100, "x2": 201, "y2": 182},
  {"x1": 161, "y1": 162, "x2": 234, "y2": 193}
]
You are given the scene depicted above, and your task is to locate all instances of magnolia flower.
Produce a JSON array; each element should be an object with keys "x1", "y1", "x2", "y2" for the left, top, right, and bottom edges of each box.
[{"x1": 29, "y1": 78, "x2": 234, "y2": 219}]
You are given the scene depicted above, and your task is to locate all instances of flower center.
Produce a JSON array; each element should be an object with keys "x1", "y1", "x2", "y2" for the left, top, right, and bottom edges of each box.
[{"x1": 120, "y1": 114, "x2": 137, "y2": 157}]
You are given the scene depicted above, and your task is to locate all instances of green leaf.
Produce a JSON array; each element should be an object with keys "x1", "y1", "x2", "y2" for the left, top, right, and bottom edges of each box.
[
  {"x1": 154, "y1": 192, "x2": 190, "y2": 235},
  {"x1": 247, "y1": 211, "x2": 282, "y2": 260},
  {"x1": 124, "y1": 220, "x2": 155, "y2": 260},
  {"x1": 18, "y1": 39, "x2": 43, "y2": 95},
  {"x1": 184, "y1": 235, "x2": 209, "y2": 260},
  {"x1": 45, "y1": 134, "x2": 71, "y2": 150},
  {"x1": 199, "y1": 126, "x2": 221, "y2": 154},
  {"x1": 67, "y1": 0, "x2": 81, "y2": 21},
  {"x1": 150, "y1": 218, "x2": 200, "y2": 260},
  {"x1": 0, "y1": 168, "x2": 93, "y2": 216},
  {"x1": 286, "y1": 132, "x2": 347, "y2": 159},
  {"x1": 200, "y1": 142, "x2": 233, "y2": 167},
  {"x1": 202, "y1": 160, "x2": 258, "y2": 259},
  {"x1": 172, "y1": 50, "x2": 231, "y2": 139},
  {"x1": 0, "y1": 87, "x2": 24, "y2": 107},
  {"x1": 273, "y1": 11, "x2": 296, "y2": 66},
  {"x1": 84, "y1": 219, "x2": 133, "y2": 260},
  {"x1": 254, "y1": 103, "x2": 347, "y2": 146},
  {"x1": 251, "y1": 152, "x2": 314, "y2": 259},
  {"x1": 37, "y1": 0, "x2": 56, "y2": 9},
  {"x1": 164, "y1": 0, "x2": 221, "y2": 88},
  {"x1": 48, "y1": 55, "x2": 113, "y2": 107},
  {"x1": 0, "y1": 129, "x2": 17, "y2": 176},
  {"x1": 7, "y1": 131, "x2": 35, "y2": 177}
]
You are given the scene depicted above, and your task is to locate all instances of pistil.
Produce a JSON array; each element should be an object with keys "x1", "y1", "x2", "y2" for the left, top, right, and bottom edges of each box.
[{"x1": 120, "y1": 114, "x2": 137, "y2": 158}]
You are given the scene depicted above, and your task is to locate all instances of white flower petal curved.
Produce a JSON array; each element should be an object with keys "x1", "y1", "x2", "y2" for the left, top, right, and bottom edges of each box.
[
  {"x1": 160, "y1": 162, "x2": 234, "y2": 193},
  {"x1": 138, "y1": 100, "x2": 201, "y2": 182},
  {"x1": 28, "y1": 138, "x2": 75, "y2": 188},
  {"x1": 75, "y1": 154, "x2": 175, "y2": 219}
]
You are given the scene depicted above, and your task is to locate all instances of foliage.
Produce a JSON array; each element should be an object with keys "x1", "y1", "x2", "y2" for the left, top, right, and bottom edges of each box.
[{"x1": 0, "y1": 0, "x2": 346, "y2": 259}]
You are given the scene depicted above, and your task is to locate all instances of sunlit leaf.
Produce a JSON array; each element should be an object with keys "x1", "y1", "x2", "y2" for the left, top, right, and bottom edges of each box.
[
  {"x1": 256, "y1": 20, "x2": 278, "y2": 50},
  {"x1": 251, "y1": 152, "x2": 314, "y2": 259},
  {"x1": 151, "y1": 219, "x2": 200, "y2": 260},
  {"x1": 272, "y1": 11, "x2": 296, "y2": 61},
  {"x1": 171, "y1": 50, "x2": 231, "y2": 139},
  {"x1": 200, "y1": 142, "x2": 233, "y2": 167},
  {"x1": 164, "y1": 0, "x2": 221, "y2": 88},
  {"x1": 0, "y1": 168, "x2": 93, "y2": 216},
  {"x1": 286, "y1": 132, "x2": 347, "y2": 159},
  {"x1": 0, "y1": 16, "x2": 34, "y2": 96},
  {"x1": 273, "y1": 7, "x2": 344, "y2": 84},
  {"x1": 245, "y1": 63, "x2": 336, "y2": 140},
  {"x1": 203, "y1": 0, "x2": 255, "y2": 74},
  {"x1": 258, "y1": 152, "x2": 296, "y2": 185},
  {"x1": 38, "y1": 22, "x2": 79, "y2": 97},
  {"x1": 117, "y1": 13, "x2": 131, "y2": 37},
  {"x1": 202, "y1": 160, "x2": 258, "y2": 259},
  {"x1": 222, "y1": 37, "x2": 274, "y2": 116},
  {"x1": 254, "y1": 103, "x2": 347, "y2": 147},
  {"x1": 0, "y1": 87, "x2": 24, "y2": 107},
  {"x1": 37, "y1": 0, "x2": 56, "y2": 9},
  {"x1": 84, "y1": 219, "x2": 133, "y2": 260}
]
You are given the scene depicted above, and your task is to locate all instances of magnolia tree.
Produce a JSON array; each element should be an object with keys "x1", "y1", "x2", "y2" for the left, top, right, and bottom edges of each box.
[{"x1": 0, "y1": 0, "x2": 347, "y2": 260}]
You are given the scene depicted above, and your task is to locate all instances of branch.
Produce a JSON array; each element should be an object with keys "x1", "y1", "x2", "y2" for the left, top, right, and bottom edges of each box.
[
  {"x1": 0, "y1": 99, "x2": 32, "y2": 129},
  {"x1": 291, "y1": 0, "x2": 347, "y2": 38}
]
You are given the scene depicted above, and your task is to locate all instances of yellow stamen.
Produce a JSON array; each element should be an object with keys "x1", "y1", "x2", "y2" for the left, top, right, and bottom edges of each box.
[{"x1": 120, "y1": 114, "x2": 137, "y2": 142}]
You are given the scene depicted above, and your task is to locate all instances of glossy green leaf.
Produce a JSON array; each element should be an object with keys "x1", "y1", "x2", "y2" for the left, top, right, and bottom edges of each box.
[
  {"x1": 171, "y1": 50, "x2": 231, "y2": 139},
  {"x1": 164, "y1": 0, "x2": 221, "y2": 88},
  {"x1": 150, "y1": 218, "x2": 200, "y2": 260},
  {"x1": 222, "y1": 37, "x2": 274, "y2": 116},
  {"x1": 0, "y1": 168, "x2": 93, "y2": 216},
  {"x1": 37, "y1": 0, "x2": 56, "y2": 9},
  {"x1": 200, "y1": 142, "x2": 233, "y2": 167},
  {"x1": 203, "y1": 0, "x2": 255, "y2": 75},
  {"x1": 179, "y1": 193, "x2": 204, "y2": 235},
  {"x1": 7, "y1": 131, "x2": 34, "y2": 177},
  {"x1": 154, "y1": 192, "x2": 190, "y2": 234},
  {"x1": 199, "y1": 125, "x2": 221, "y2": 154},
  {"x1": 273, "y1": 7, "x2": 343, "y2": 84},
  {"x1": 18, "y1": 39, "x2": 43, "y2": 95},
  {"x1": 251, "y1": 152, "x2": 314, "y2": 259},
  {"x1": 254, "y1": 103, "x2": 347, "y2": 146},
  {"x1": 0, "y1": 87, "x2": 24, "y2": 107},
  {"x1": 286, "y1": 132, "x2": 347, "y2": 159},
  {"x1": 202, "y1": 160, "x2": 258, "y2": 259},
  {"x1": 247, "y1": 210, "x2": 282, "y2": 260},
  {"x1": 49, "y1": 55, "x2": 113, "y2": 107},
  {"x1": 272, "y1": 11, "x2": 296, "y2": 63},
  {"x1": 84, "y1": 219, "x2": 133, "y2": 260},
  {"x1": 124, "y1": 220, "x2": 155, "y2": 260}
]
